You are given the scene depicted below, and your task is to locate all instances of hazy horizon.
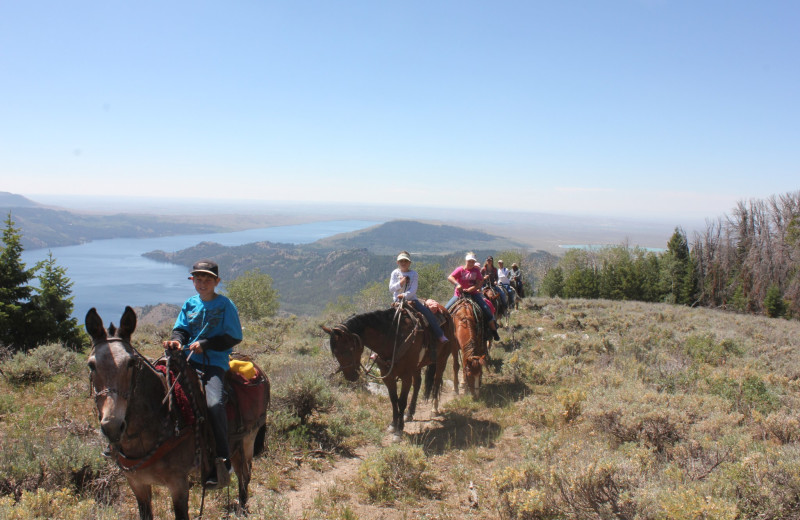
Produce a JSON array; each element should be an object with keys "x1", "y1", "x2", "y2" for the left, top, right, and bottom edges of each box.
[{"x1": 17, "y1": 191, "x2": 705, "y2": 252}]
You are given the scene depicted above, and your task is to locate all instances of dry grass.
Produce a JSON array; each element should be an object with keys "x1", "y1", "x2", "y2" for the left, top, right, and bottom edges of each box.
[{"x1": 3, "y1": 298, "x2": 800, "y2": 518}]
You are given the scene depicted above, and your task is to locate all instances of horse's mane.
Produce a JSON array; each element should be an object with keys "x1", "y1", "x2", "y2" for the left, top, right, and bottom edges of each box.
[{"x1": 342, "y1": 308, "x2": 396, "y2": 335}]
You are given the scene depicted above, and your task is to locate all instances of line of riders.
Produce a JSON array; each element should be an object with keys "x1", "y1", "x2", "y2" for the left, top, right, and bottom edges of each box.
[
  {"x1": 390, "y1": 250, "x2": 524, "y2": 356},
  {"x1": 90, "y1": 254, "x2": 525, "y2": 518}
]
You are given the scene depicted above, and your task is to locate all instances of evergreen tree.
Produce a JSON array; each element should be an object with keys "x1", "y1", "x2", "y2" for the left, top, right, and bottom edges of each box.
[
  {"x1": 539, "y1": 266, "x2": 564, "y2": 297},
  {"x1": 680, "y1": 253, "x2": 700, "y2": 306},
  {"x1": 0, "y1": 213, "x2": 35, "y2": 350},
  {"x1": 30, "y1": 251, "x2": 84, "y2": 350},
  {"x1": 764, "y1": 284, "x2": 786, "y2": 318},
  {"x1": 561, "y1": 250, "x2": 599, "y2": 299},
  {"x1": 661, "y1": 227, "x2": 690, "y2": 304}
]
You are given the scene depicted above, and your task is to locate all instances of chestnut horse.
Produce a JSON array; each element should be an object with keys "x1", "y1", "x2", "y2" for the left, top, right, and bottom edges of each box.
[
  {"x1": 322, "y1": 303, "x2": 457, "y2": 441},
  {"x1": 449, "y1": 297, "x2": 489, "y2": 396},
  {"x1": 86, "y1": 307, "x2": 269, "y2": 519}
]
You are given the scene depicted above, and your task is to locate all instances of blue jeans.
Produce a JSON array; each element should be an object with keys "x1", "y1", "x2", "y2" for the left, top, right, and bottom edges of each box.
[
  {"x1": 492, "y1": 284, "x2": 508, "y2": 306},
  {"x1": 500, "y1": 283, "x2": 514, "y2": 306},
  {"x1": 192, "y1": 363, "x2": 229, "y2": 460},
  {"x1": 446, "y1": 293, "x2": 495, "y2": 323},
  {"x1": 411, "y1": 299, "x2": 446, "y2": 340}
]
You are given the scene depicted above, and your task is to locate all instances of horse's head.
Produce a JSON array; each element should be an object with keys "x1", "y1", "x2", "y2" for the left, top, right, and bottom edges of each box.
[
  {"x1": 322, "y1": 325, "x2": 364, "y2": 382},
  {"x1": 85, "y1": 306, "x2": 138, "y2": 444}
]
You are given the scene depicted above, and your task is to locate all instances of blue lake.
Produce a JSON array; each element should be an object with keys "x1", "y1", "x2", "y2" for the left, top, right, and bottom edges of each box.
[{"x1": 21, "y1": 220, "x2": 380, "y2": 322}]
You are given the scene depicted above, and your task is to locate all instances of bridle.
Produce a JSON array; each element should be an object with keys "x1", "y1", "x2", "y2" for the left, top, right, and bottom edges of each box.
[{"x1": 329, "y1": 325, "x2": 365, "y2": 375}]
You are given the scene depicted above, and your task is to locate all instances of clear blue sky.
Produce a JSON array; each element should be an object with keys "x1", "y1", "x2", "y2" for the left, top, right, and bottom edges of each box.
[{"x1": 2, "y1": 1, "x2": 797, "y2": 220}]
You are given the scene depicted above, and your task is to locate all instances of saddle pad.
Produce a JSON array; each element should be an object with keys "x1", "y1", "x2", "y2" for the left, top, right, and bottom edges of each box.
[{"x1": 154, "y1": 364, "x2": 195, "y2": 426}]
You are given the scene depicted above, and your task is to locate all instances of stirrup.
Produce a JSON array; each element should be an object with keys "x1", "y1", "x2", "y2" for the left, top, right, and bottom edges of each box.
[{"x1": 204, "y1": 457, "x2": 232, "y2": 489}]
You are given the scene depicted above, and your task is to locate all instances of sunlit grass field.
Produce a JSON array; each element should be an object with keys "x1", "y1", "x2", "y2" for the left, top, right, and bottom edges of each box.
[{"x1": 2, "y1": 298, "x2": 800, "y2": 519}]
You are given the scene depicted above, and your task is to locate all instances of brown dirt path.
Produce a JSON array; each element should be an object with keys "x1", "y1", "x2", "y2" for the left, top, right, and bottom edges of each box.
[{"x1": 283, "y1": 379, "x2": 460, "y2": 519}]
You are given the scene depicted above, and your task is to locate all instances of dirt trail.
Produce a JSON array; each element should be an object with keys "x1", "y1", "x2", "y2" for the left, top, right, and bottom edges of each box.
[{"x1": 284, "y1": 380, "x2": 459, "y2": 519}]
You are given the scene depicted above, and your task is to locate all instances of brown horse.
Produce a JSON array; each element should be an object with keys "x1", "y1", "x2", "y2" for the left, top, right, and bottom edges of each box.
[
  {"x1": 322, "y1": 303, "x2": 457, "y2": 441},
  {"x1": 86, "y1": 306, "x2": 269, "y2": 519},
  {"x1": 449, "y1": 297, "x2": 489, "y2": 397}
]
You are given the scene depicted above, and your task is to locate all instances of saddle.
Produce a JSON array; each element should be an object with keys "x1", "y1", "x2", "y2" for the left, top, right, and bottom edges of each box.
[
  {"x1": 157, "y1": 352, "x2": 269, "y2": 482},
  {"x1": 452, "y1": 297, "x2": 491, "y2": 345},
  {"x1": 225, "y1": 353, "x2": 270, "y2": 437},
  {"x1": 392, "y1": 301, "x2": 448, "y2": 339}
]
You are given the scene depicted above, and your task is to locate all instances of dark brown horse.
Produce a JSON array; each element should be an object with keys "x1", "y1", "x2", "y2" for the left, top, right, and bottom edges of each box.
[
  {"x1": 483, "y1": 284, "x2": 509, "y2": 322},
  {"x1": 449, "y1": 297, "x2": 489, "y2": 396},
  {"x1": 322, "y1": 303, "x2": 457, "y2": 441},
  {"x1": 86, "y1": 307, "x2": 269, "y2": 519}
]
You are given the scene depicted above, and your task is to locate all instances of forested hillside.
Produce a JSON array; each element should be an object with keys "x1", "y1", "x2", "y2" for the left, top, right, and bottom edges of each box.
[{"x1": 540, "y1": 190, "x2": 800, "y2": 320}]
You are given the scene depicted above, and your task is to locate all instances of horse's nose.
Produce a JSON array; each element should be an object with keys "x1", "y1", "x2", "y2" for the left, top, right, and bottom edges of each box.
[{"x1": 100, "y1": 417, "x2": 127, "y2": 442}]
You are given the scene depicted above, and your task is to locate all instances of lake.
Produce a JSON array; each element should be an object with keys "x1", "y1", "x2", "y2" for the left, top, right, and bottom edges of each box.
[{"x1": 21, "y1": 220, "x2": 381, "y2": 322}]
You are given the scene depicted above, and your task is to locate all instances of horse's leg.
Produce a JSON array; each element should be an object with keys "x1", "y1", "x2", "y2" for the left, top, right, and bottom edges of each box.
[
  {"x1": 394, "y1": 375, "x2": 412, "y2": 442},
  {"x1": 232, "y1": 437, "x2": 254, "y2": 512},
  {"x1": 405, "y1": 370, "x2": 421, "y2": 423},
  {"x1": 127, "y1": 479, "x2": 153, "y2": 520},
  {"x1": 451, "y1": 342, "x2": 461, "y2": 396},
  {"x1": 164, "y1": 475, "x2": 191, "y2": 520},
  {"x1": 431, "y1": 347, "x2": 450, "y2": 416},
  {"x1": 385, "y1": 378, "x2": 400, "y2": 434}
]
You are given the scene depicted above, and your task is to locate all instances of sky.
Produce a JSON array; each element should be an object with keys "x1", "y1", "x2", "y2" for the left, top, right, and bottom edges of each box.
[{"x1": 1, "y1": 1, "x2": 798, "y2": 221}]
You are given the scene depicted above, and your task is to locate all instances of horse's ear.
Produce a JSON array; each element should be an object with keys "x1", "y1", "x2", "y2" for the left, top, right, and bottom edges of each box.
[
  {"x1": 117, "y1": 306, "x2": 137, "y2": 341},
  {"x1": 85, "y1": 308, "x2": 107, "y2": 343}
]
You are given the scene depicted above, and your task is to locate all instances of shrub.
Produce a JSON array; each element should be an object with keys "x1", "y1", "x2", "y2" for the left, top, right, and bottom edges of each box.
[
  {"x1": 279, "y1": 372, "x2": 334, "y2": 425},
  {"x1": 2, "y1": 350, "x2": 54, "y2": 385},
  {"x1": 493, "y1": 438, "x2": 641, "y2": 520},
  {"x1": 760, "y1": 411, "x2": 800, "y2": 444},
  {"x1": 729, "y1": 447, "x2": 800, "y2": 519},
  {"x1": 706, "y1": 374, "x2": 778, "y2": 416},
  {"x1": 683, "y1": 334, "x2": 743, "y2": 366},
  {"x1": 639, "y1": 485, "x2": 739, "y2": 520},
  {"x1": 0, "y1": 488, "x2": 104, "y2": 520},
  {"x1": 358, "y1": 444, "x2": 433, "y2": 504},
  {"x1": 1, "y1": 343, "x2": 82, "y2": 386}
]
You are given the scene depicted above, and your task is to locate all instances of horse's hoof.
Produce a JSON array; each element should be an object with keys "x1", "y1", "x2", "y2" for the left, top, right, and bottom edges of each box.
[
  {"x1": 386, "y1": 424, "x2": 396, "y2": 434},
  {"x1": 392, "y1": 433, "x2": 403, "y2": 443}
]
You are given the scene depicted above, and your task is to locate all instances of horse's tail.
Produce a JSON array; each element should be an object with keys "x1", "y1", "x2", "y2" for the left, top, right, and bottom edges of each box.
[{"x1": 423, "y1": 362, "x2": 439, "y2": 402}]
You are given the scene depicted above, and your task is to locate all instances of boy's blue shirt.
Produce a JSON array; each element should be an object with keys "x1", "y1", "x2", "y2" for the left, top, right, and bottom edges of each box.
[{"x1": 173, "y1": 293, "x2": 242, "y2": 371}]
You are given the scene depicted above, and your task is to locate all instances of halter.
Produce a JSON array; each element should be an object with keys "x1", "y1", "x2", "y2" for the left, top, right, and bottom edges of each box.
[
  {"x1": 330, "y1": 325, "x2": 365, "y2": 375},
  {"x1": 90, "y1": 337, "x2": 195, "y2": 473}
]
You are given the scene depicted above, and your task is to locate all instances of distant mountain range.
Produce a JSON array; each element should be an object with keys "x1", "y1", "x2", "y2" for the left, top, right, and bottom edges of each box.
[
  {"x1": 0, "y1": 192, "x2": 314, "y2": 249},
  {"x1": 0, "y1": 192, "x2": 230, "y2": 249}
]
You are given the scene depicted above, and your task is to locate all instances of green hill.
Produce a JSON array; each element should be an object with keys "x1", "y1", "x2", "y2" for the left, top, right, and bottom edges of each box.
[
  {"x1": 143, "y1": 220, "x2": 555, "y2": 315},
  {"x1": 312, "y1": 219, "x2": 527, "y2": 254}
]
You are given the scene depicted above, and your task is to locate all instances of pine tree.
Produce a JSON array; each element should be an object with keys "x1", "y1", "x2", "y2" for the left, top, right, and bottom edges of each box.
[
  {"x1": 662, "y1": 227, "x2": 690, "y2": 304},
  {"x1": 30, "y1": 251, "x2": 84, "y2": 349},
  {"x1": 0, "y1": 213, "x2": 35, "y2": 350}
]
